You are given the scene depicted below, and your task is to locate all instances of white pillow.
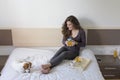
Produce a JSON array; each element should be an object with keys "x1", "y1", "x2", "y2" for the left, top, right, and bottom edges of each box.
[{"x1": 80, "y1": 48, "x2": 95, "y2": 59}]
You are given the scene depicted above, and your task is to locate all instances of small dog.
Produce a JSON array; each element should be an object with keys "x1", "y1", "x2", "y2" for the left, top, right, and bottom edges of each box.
[{"x1": 23, "y1": 62, "x2": 32, "y2": 73}]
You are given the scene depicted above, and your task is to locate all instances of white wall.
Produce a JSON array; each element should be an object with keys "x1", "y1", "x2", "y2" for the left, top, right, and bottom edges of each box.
[
  {"x1": 1, "y1": 0, "x2": 120, "y2": 55},
  {"x1": 0, "y1": 0, "x2": 120, "y2": 28}
]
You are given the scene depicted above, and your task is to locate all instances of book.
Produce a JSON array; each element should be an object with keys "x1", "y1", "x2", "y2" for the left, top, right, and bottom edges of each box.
[{"x1": 70, "y1": 57, "x2": 91, "y2": 70}]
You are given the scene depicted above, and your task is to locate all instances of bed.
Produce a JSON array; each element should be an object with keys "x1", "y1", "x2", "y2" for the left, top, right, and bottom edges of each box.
[
  {"x1": 0, "y1": 47, "x2": 104, "y2": 80},
  {"x1": 0, "y1": 28, "x2": 106, "y2": 80}
]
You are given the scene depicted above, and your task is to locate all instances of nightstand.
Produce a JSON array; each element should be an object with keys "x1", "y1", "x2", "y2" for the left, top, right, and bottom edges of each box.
[
  {"x1": 0, "y1": 55, "x2": 9, "y2": 73},
  {"x1": 95, "y1": 55, "x2": 120, "y2": 79}
]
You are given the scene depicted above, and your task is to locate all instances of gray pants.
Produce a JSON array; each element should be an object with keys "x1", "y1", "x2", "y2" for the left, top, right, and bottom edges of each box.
[{"x1": 50, "y1": 46, "x2": 79, "y2": 68}]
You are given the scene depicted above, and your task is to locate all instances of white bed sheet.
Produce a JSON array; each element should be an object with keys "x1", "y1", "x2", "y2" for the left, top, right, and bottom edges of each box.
[{"x1": 0, "y1": 48, "x2": 104, "y2": 80}]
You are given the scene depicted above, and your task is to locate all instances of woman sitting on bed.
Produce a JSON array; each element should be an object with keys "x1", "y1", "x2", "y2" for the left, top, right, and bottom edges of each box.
[{"x1": 41, "y1": 15, "x2": 86, "y2": 74}]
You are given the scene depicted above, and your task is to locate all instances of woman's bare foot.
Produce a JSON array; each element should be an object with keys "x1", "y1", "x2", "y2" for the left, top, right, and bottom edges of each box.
[
  {"x1": 42, "y1": 63, "x2": 51, "y2": 69},
  {"x1": 41, "y1": 68, "x2": 50, "y2": 74}
]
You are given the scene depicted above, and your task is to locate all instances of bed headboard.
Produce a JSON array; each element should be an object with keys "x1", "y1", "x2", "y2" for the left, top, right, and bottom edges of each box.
[
  {"x1": 12, "y1": 28, "x2": 63, "y2": 47},
  {"x1": 0, "y1": 29, "x2": 13, "y2": 45},
  {"x1": 11, "y1": 28, "x2": 120, "y2": 46},
  {"x1": 87, "y1": 29, "x2": 120, "y2": 45}
]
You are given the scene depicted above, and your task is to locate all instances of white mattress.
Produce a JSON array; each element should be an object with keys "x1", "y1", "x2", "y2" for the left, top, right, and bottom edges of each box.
[{"x1": 0, "y1": 48, "x2": 104, "y2": 80}]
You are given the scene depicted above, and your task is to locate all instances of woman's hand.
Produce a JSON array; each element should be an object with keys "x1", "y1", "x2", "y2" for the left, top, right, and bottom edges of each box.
[
  {"x1": 71, "y1": 41, "x2": 77, "y2": 46},
  {"x1": 65, "y1": 41, "x2": 70, "y2": 46}
]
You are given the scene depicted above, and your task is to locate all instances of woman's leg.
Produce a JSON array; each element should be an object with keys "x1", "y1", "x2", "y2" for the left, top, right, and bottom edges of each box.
[
  {"x1": 41, "y1": 46, "x2": 67, "y2": 70},
  {"x1": 50, "y1": 51, "x2": 78, "y2": 68},
  {"x1": 50, "y1": 46, "x2": 68, "y2": 61},
  {"x1": 41, "y1": 51, "x2": 78, "y2": 74}
]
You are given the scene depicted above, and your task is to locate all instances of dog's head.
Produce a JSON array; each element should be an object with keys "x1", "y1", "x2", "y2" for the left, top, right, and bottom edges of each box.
[{"x1": 23, "y1": 62, "x2": 32, "y2": 70}]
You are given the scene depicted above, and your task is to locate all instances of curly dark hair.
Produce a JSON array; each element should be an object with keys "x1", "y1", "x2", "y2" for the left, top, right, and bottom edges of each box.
[{"x1": 62, "y1": 15, "x2": 83, "y2": 40}]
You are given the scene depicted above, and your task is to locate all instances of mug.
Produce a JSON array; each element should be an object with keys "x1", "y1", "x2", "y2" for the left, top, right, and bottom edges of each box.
[{"x1": 67, "y1": 40, "x2": 73, "y2": 46}]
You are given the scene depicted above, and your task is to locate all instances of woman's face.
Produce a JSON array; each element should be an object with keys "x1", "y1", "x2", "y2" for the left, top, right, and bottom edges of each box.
[{"x1": 66, "y1": 21, "x2": 74, "y2": 30}]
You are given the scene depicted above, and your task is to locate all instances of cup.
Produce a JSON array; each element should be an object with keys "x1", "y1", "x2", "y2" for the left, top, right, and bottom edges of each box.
[
  {"x1": 74, "y1": 56, "x2": 81, "y2": 62},
  {"x1": 113, "y1": 49, "x2": 118, "y2": 58},
  {"x1": 67, "y1": 40, "x2": 72, "y2": 46}
]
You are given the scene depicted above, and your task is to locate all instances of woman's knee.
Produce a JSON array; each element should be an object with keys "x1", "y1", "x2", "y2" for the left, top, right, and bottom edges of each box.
[{"x1": 61, "y1": 51, "x2": 69, "y2": 56}]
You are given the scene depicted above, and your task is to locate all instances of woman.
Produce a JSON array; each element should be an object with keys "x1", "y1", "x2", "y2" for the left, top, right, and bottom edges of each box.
[{"x1": 41, "y1": 15, "x2": 86, "y2": 74}]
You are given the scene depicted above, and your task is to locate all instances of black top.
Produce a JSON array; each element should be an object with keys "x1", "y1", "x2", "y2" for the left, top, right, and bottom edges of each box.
[{"x1": 62, "y1": 29, "x2": 86, "y2": 52}]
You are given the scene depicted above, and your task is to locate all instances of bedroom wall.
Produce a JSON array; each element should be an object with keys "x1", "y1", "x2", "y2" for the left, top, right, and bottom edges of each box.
[
  {"x1": 0, "y1": 0, "x2": 120, "y2": 29},
  {"x1": 0, "y1": 0, "x2": 120, "y2": 55}
]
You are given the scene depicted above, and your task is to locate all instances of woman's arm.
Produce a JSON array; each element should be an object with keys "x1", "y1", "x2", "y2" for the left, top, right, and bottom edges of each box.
[
  {"x1": 62, "y1": 38, "x2": 66, "y2": 46},
  {"x1": 77, "y1": 30, "x2": 86, "y2": 47}
]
